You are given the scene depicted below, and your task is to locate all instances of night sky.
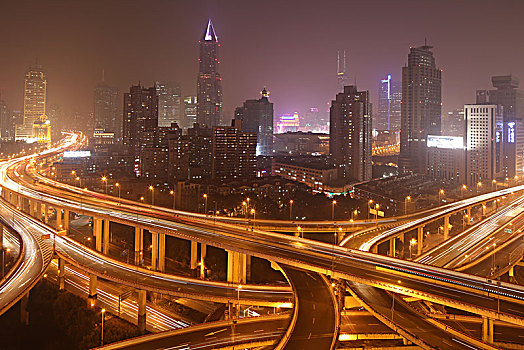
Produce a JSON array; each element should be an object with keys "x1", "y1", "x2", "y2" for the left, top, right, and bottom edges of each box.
[{"x1": 1, "y1": 0, "x2": 523, "y2": 120}]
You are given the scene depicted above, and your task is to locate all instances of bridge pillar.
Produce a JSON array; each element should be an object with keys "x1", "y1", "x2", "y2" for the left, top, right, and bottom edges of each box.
[
  {"x1": 443, "y1": 215, "x2": 450, "y2": 240},
  {"x1": 94, "y1": 218, "x2": 103, "y2": 252},
  {"x1": 29, "y1": 200, "x2": 36, "y2": 218},
  {"x1": 151, "y1": 232, "x2": 158, "y2": 270},
  {"x1": 200, "y1": 244, "x2": 207, "y2": 278},
  {"x1": 482, "y1": 203, "x2": 487, "y2": 218},
  {"x1": 103, "y1": 219, "x2": 110, "y2": 255},
  {"x1": 389, "y1": 238, "x2": 396, "y2": 257},
  {"x1": 63, "y1": 210, "x2": 70, "y2": 232},
  {"x1": 58, "y1": 257, "x2": 65, "y2": 290},
  {"x1": 88, "y1": 274, "x2": 97, "y2": 307},
  {"x1": 372, "y1": 245, "x2": 378, "y2": 254},
  {"x1": 190, "y1": 241, "x2": 198, "y2": 270},
  {"x1": 509, "y1": 266, "x2": 516, "y2": 283},
  {"x1": 227, "y1": 250, "x2": 247, "y2": 284},
  {"x1": 36, "y1": 202, "x2": 42, "y2": 221},
  {"x1": 0, "y1": 222, "x2": 3, "y2": 250},
  {"x1": 466, "y1": 207, "x2": 471, "y2": 226},
  {"x1": 134, "y1": 227, "x2": 143, "y2": 265},
  {"x1": 20, "y1": 292, "x2": 29, "y2": 325},
  {"x1": 482, "y1": 317, "x2": 494, "y2": 343},
  {"x1": 138, "y1": 290, "x2": 147, "y2": 335},
  {"x1": 158, "y1": 233, "x2": 165, "y2": 273},
  {"x1": 56, "y1": 209, "x2": 62, "y2": 230},
  {"x1": 417, "y1": 226, "x2": 424, "y2": 255},
  {"x1": 42, "y1": 204, "x2": 49, "y2": 224}
]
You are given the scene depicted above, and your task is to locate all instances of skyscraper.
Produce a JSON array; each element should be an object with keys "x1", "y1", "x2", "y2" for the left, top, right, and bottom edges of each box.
[
  {"x1": 197, "y1": 20, "x2": 223, "y2": 127},
  {"x1": 16, "y1": 64, "x2": 47, "y2": 141},
  {"x1": 476, "y1": 75, "x2": 524, "y2": 178},
  {"x1": 329, "y1": 85, "x2": 372, "y2": 182},
  {"x1": 398, "y1": 44, "x2": 442, "y2": 174},
  {"x1": 0, "y1": 99, "x2": 13, "y2": 140},
  {"x1": 94, "y1": 74, "x2": 120, "y2": 138},
  {"x1": 122, "y1": 85, "x2": 158, "y2": 171},
  {"x1": 465, "y1": 104, "x2": 503, "y2": 185},
  {"x1": 377, "y1": 75, "x2": 402, "y2": 131},
  {"x1": 234, "y1": 88, "x2": 274, "y2": 156},
  {"x1": 337, "y1": 50, "x2": 350, "y2": 92},
  {"x1": 155, "y1": 82, "x2": 182, "y2": 128},
  {"x1": 183, "y1": 96, "x2": 197, "y2": 130}
]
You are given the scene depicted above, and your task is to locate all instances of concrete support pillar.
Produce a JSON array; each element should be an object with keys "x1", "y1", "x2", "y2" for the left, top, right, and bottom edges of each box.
[
  {"x1": 190, "y1": 241, "x2": 198, "y2": 270},
  {"x1": 372, "y1": 245, "x2": 378, "y2": 254},
  {"x1": 138, "y1": 290, "x2": 147, "y2": 335},
  {"x1": 443, "y1": 215, "x2": 450, "y2": 240},
  {"x1": 417, "y1": 226, "x2": 424, "y2": 255},
  {"x1": 482, "y1": 203, "x2": 487, "y2": 218},
  {"x1": 227, "y1": 250, "x2": 247, "y2": 284},
  {"x1": 29, "y1": 200, "x2": 35, "y2": 218},
  {"x1": 151, "y1": 232, "x2": 158, "y2": 271},
  {"x1": 42, "y1": 204, "x2": 48, "y2": 224},
  {"x1": 63, "y1": 210, "x2": 70, "y2": 232},
  {"x1": 466, "y1": 207, "x2": 471, "y2": 226},
  {"x1": 56, "y1": 209, "x2": 62, "y2": 230},
  {"x1": 88, "y1": 274, "x2": 97, "y2": 307},
  {"x1": 158, "y1": 233, "x2": 165, "y2": 273},
  {"x1": 509, "y1": 266, "x2": 516, "y2": 283},
  {"x1": 103, "y1": 219, "x2": 110, "y2": 255},
  {"x1": 58, "y1": 258, "x2": 65, "y2": 290},
  {"x1": 94, "y1": 218, "x2": 103, "y2": 252},
  {"x1": 482, "y1": 317, "x2": 494, "y2": 343},
  {"x1": 134, "y1": 227, "x2": 143, "y2": 265},
  {"x1": 0, "y1": 223, "x2": 3, "y2": 250},
  {"x1": 200, "y1": 243, "x2": 207, "y2": 277},
  {"x1": 20, "y1": 293, "x2": 29, "y2": 325},
  {"x1": 389, "y1": 238, "x2": 396, "y2": 257},
  {"x1": 36, "y1": 203, "x2": 42, "y2": 221}
]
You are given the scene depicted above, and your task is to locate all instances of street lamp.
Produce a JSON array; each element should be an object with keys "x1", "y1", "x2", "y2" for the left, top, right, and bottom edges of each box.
[
  {"x1": 461, "y1": 184, "x2": 467, "y2": 197},
  {"x1": 101, "y1": 176, "x2": 108, "y2": 194},
  {"x1": 149, "y1": 185, "x2": 154, "y2": 206},
  {"x1": 75, "y1": 176, "x2": 81, "y2": 188},
  {"x1": 351, "y1": 209, "x2": 358, "y2": 222},
  {"x1": 115, "y1": 182, "x2": 121, "y2": 202},
  {"x1": 438, "y1": 189, "x2": 444, "y2": 205},
  {"x1": 289, "y1": 199, "x2": 294, "y2": 221},
  {"x1": 203, "y1": 194, "x2": 208, "y2": 215},
  {"x1": 368, "y1": 199, "x2": 373, "y2": 219},
  {"x1": 405, "y1": 196, "x2": 411, "y2": 215},
  {"x1": 246, "y1": 197, "x2": 250, "y2": 211},
  {"x1": 297, "y1": 226, "x2": 302, "y2": 238},
  {"x1": 170, "y1": 190, "x2": 176, "y2": 210},
  {"x1": 477, "y1": 181, "x2": 482, "y2": 193},
  {"x1": 492, "y1": 179, "x2": 497, "y2": 191},
  {"x1": 101, "y1": 308, "x2": 106, "y2": 346},
  {"x1": 332, "y1": 200, "x2": 337, "y2": 221},
  {"x1": 374, "y1": 203, "x2": 380, "y2": 226},
  {"x1": 250, "y1": 208, "x2": 255, "y2": 230},
  {"x1": 409, "y1": 238, "x2": 417, "y2": 259}
]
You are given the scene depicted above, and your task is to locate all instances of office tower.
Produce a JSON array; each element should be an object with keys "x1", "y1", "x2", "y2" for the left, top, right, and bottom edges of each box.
[
  {"x1": 378, "y1": 76, "x2": 402, "y2": 131},
  {"x1": 212, "y1": 120, "x2": 257, "y2": 181},
  {"x1": 142, "y1": 123, "x2": 180, "y2": 183},
  {"x1": 15, "y1": 64, "x2": 47, "y2": 140},
  {"x1": 197, "y1": 20, "x2": 223, "y2": 127},
  {"x1": 398, "y1": 44, "x2": 442, "y2": 174},
  {"x1": 390, "y1": 81, "x2": 402, "y2": 130},
  {"x1": 442, "y1": 108, "x2": 465, "y2": 137},
  {"x1": 155, "y1": 82, "x2": 182, "y2": 128},
  {"x1": 465, "y1": 104, "x2": 503, "y2": 185},
  {"x1": 329, "y1": 85, "x2": 372, "y2": 182},
  {"x1": 122, "y1": 85, "x2": 158, "y2": 169},
  {"x1": 337, "y1": 50, "x2": 350, "y2": 92},
  {"x1": 426, "y1": 135, "x2": 465, "y2": 183},
  {"x1": 183, "y1": 96, "x2": 197, "y2": 130},
  {"x1": 94, "y1": 75, "x2": 120, "y2": 138},
  {"x1": 476, "y1": 75, "x2": 524, "y2": 178},
  {"x1": 234, "y1": 88, "x2": 274, "y2": 156},
  {"x1": 0, "y1": 100, "x2": 13, "y2": 140}
]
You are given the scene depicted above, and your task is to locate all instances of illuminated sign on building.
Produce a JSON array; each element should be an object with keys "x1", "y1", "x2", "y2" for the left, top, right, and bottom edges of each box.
[
  {"x1": 508, "y1": 122, "x2": 515, "y2": 143},
  {"x1": 427, "y1": 135, "x2": 464, "y2": 149},
  {"x1": 63, "y1": 151, "x2": 91, "y2": 158}
]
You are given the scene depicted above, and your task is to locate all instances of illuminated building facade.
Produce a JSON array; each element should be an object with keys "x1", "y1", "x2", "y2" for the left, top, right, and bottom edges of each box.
[
  {"x1": 377, "y1": 75, "x2": 402, "y2": 131},
  {"x1": 32, "y1": 114, "x2": 51, "y2": 144},
  {"x1": 277, "y1": 113, "x2": 300, "y2": 134},
  {"x1": 183, "y1": 96, "x2": 197, "y2": 130},
  {"x1": 329, "y1": 85, "x2": 372, "y2": 182},
  {"x1": 16, "y1": 64, "x2": 47, "y2": 141},
  {"x1": 337, "y1": 50, "x2": 350, "y2": 92},
  {"x1": 399, "y1": 45, "x2": 442, "y2": 174},
  {"x1": 426, "y1": 135, "x2": 465, "y2": 183},
  {"x1": 156, "y1": 82, "x2": 181, "y2": 128},
  {"x1": 234, "y1": 88, "x2": 274, "y2": 156},
  {"x1": 197, "y1": 20, "x2": 223, "y2": 127},
  {"x1": 94, "y1": 76, "x2": 120, "y2": 139},
  {"x1": 464, "y1": 104, "x2": 503, "y2": 185}
]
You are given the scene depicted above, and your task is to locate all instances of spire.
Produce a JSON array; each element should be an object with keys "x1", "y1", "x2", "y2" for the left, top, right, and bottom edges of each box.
[{"x1": 202, "y1": 19, "x2": 218, "y2": 42}]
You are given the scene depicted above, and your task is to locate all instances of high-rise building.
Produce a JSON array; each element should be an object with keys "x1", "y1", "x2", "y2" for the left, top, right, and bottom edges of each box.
[
  {"x1": 377, "y1": 75, "x2": 402, "y2": 131},
  {"x1": 0, "y1": 100, "x2": 13, "y2": 140},
  {"x1": 465, "y1": 104, "x2": 503, "y2": 185},
  {"x1": 442, "y1": 108, "x2": 465, "y2": 137},
  {"x1": 16, "y1": 64, "x2": 47, "y2": 141},
  {"x1": 183, "y1": 96, "x2": 197, "y2": 130},
  {"x1": 476, "y1": 75, "x2": 524, "y2": 178},
  {"x1": 234, "y1": 88, "x2": 274, "y2": 156},
  {"x1": 337, "y1": 50, "x2": 350, "y2": 92},
  {"x1": 94, "y1": 76, "x2": 120, "y2": 138},
  {"x1": 156, "y1": 82, "x2": 182, "y2": 128},
  {"x1": 329, "y1": 85, "x2": 372, "y2": 182},
  {"x1": 141, "y1": 123, "x2": 180, "y2": 183},
  {"x1": 212, "y1": 120, "x2": 257, "y2": 181},
  {"x1": 426, "y1": 135, "x2": 465, "y2": 183},
  {"x1": 122, "y1": 84, "x2": 158, "y2": 173},
  {"x1": 197, "y1": 20, "x2": 222, "y2": 127},
  {"x1": 398, "y1": 45, "x2": 442, "y2": 174}
]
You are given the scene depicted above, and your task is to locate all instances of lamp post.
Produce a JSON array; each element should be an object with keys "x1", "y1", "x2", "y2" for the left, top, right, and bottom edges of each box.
[
  {"x1": 115, "y1": 182, "x2": 121, "y2": 202},
  {"x1": 351, "y1": 209, "x2": 358, "y2": 221},
  {"x1": 246, "y1": 197, "x2": 250, "y2": 211},
  {"x1": 409, "y1": 238, "x2": 417, "y2": 259},
  {"x1": 405, "y1": 196, "x2": 411, "y2": 215},
  {"x1": 148, "y1": 185, "x2": 154, "y2": 206},
  {"x1": 461, "y1": 184, "x2": 467, "y2": 197},
  {"x1": 289, "y1": 199, "x2": 294, "y2": 221},
  {"x1": 477, "y1": 181, "x2": 482, "y2": 194},
  {"x1": 170, "y1": 190, "x2": 176, "y2": 210},
  {"x1": 101, "y1": 176, "x2": 108, "y2": 194},
  {"x1": 75, "y1": 176, "x2": 81, "y2": 188},
  {"x1": 203, "y1": 194, "x2": 208, "y2": 216},
  {"x1": 250, "y1": 208, "x2": 255, "y2": 231},
  {"x1": 375, "y1": 203, "x2": 380, "y2": 226},
  {"x1": 368, "y1": 199, "x2": 373, "y2": 219},
  {"x1": 438, "y1": 189, "x2": 444, "y2": 205},
  {"x1": 101, "y1": 308, "x2": 106, "y2": 346},
  {"x1": 297, "y1": 226, "x2": 302, "y2": 238},
  {"x1": 332, "y1": 200, "x2": 336, "y2": 221},
  {"x1": 492, "y1": 179, "x2": 497, "y2": 191}
]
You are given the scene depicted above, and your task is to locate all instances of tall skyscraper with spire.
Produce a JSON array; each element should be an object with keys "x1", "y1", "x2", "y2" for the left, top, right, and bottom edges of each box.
[
  {"x1": 15, "y1": 64, "x2": 47, "y2": 141},
  {"x1": 197, "y1": 19, "x2": 223, "y2": 127},
  {"x1": 337, "y1": 50, "x2": 350, "y2": 92},
  {"x1": 398, "y1": 44, "x2": 442, "y2": 174}
]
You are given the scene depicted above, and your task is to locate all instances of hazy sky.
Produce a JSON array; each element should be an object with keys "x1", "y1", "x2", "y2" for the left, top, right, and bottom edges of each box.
[{"x1": 1, "y1": 0, "x2": 523, "y2": 120}]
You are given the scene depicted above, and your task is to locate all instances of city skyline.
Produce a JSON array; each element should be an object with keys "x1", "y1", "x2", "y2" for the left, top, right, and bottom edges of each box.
[{"x1": 0, "y1": 0, "x2": 523, "y2": 120}]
